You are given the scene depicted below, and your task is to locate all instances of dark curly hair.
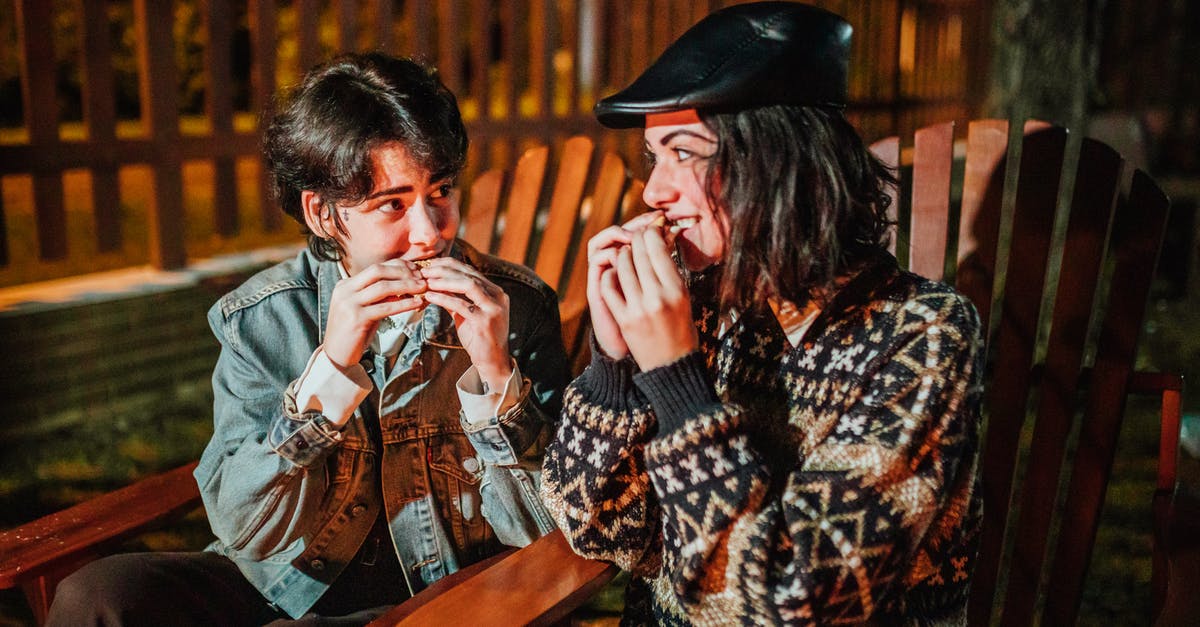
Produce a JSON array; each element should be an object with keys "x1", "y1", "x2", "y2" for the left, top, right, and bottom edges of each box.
[
  {"x1": 697, "y1": 105, "x2": 896, "y2": 310},
  {"x1": 263, "y1": 53, "x2": 468, "y2": 261}
]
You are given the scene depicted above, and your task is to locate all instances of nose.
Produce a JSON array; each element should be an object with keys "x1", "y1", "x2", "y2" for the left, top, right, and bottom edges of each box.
[
  {"x1": 642, "y1": 164, "x2": 678, "y2": 209},
  {"x1": 408, "y1": 199, "x2": 441, "y2": 247}
]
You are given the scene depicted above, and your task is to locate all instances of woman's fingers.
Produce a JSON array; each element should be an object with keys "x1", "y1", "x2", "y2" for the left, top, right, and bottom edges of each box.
[
  {"x1": 620, "y1": 209, "x2": 665, "y2": 232},
  {"x1": 613, "y1": 245, "x2": 643, "y2": 307},
  {"x1": 639, "y1": 227, "x2": 685, "y2": 297},
  {"x1": 588, "y1": 225, "x2": 634, "y2": 261}
]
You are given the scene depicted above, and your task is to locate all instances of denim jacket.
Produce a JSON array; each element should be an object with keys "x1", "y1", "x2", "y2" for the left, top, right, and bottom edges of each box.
[{"x1": 194, "y1": 240, "x2": 567, "y2": 618}]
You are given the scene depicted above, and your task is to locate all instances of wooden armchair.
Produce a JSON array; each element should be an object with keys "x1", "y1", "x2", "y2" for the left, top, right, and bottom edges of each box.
[
  {"x1": 361, "y1": 119, "x2": 1181, "y2": 626},
  {"x1": 870, "y1": 119, "x2": 1179, "y2": 626},
  {"x1": 0, "y1": 135, "x2": 641, "y2": 624}
]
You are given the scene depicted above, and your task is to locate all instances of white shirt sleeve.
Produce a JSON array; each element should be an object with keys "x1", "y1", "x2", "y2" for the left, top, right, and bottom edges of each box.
[
  {"x1": 293, "y1": 347, "x2": 373, "y2": 428},
  {"x1": 456, "y1": 361, "x2": 522, "y2": 426}
]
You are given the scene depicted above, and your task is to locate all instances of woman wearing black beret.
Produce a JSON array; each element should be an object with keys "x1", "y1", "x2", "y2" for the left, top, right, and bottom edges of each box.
[{"x1": 541, "y1": 2, "x2": 984, "y2": 624}]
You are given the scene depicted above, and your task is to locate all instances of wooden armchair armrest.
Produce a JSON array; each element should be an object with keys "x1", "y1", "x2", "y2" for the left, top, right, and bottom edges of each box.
[
  {"x1": 0, "y1": 461, "x2": 203, "y2": 623},
  {"x1": 370, "y1": 530, "x2": 619, "y2": 626},
  {"x1": 1127, "y1": 369, "x2": 1185, "y2": 620}
]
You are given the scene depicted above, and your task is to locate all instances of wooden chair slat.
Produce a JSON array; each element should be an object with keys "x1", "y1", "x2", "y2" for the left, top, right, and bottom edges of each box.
[
  {"x1": 535, "y1": 136, "x2": 595, "y2": 290},
  {"x1": 562, "y1": 152, "x2": 629, "y2": 319},
  {"x1": 868, "y1": 136, "x2": 900, "y2": 257},
  {"x1": 970, "y1": 124, "x2": 1069, "y2": 627},
  {"x1": 621, "y1": 179, "x2": 648, "y2": 223},
  {"x1": 462, "y1": 169, "x2": 505, "y2": 253},
  {"x1": 1041, "y1": 169, "x2": 1172, "y2": 625},
  {"x1": 998, "y1": 138, "x2": 1125, "y2": 627},
  {"x1": 561, "y1": 152, "x2": 631, "y2": 372},
  {"x1": 955, "y1": 119, "x2": 1010, "y2": 333},
  {"x1": 908, "y1": 121, "x2": 954, "y2": 280},
  {"x1": 497, "y1": 146, "x2": 550, "y2": 264}
]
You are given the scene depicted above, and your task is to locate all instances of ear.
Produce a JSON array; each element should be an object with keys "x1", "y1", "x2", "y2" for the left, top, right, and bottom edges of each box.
[{"x1": 300, "y1": 190, "x2": 331, "y2": 237}]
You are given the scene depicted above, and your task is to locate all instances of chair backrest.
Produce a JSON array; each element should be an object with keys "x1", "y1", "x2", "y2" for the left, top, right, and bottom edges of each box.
[
  {"x1": 461, "y1": 135, "x2": 645, "y2": 374},
  {"x1": 870, "y1": 119, "x2": 1172, "y2": 626}
]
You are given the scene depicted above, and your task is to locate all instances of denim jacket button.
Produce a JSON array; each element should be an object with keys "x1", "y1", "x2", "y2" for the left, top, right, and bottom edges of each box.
[
  {"x1": 309, "y1": 559, "x2": 325, "y2": 571},
  {"x1": 462, "y1": 457, "x2": 480, "y2": 473},
  {"x1": 351, "y1": 504, "x2": 367, "y2": 517}
]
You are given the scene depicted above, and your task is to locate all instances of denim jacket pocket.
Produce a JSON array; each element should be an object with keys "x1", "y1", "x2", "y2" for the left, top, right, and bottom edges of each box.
[{"x1": 426, "y1": 433, "x2": 494, "y2": 554}]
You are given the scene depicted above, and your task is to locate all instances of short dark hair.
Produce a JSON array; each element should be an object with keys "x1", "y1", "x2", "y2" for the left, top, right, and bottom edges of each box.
[
  {"x1": 263, "y1": 53, "x2": 468, "y2": 260},
  {"x1": 699, "y1": 105, "x2": 895, "y2": 310}
]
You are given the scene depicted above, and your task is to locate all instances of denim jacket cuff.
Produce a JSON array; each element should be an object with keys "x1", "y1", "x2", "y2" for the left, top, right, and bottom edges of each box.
[
  {"x1": 270, "y1": 383, "x2": 345, "y2": 467},
  {"x1": 461, "y1": 376, "x2": 537, "y2": 466}
]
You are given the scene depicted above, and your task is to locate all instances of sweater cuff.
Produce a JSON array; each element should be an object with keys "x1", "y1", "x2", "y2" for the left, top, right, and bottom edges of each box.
[
  {"x1": 581, "y1": 343, "x2": 645, "y2": 411},
  {"x1": 633, "y1": 350, "x2": 721, "y2": 434}
]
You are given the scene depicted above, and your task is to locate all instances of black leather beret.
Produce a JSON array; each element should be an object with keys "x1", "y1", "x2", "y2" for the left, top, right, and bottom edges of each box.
[{"x1": 595, "y1": 2, "x2": 852, "y2": 128}]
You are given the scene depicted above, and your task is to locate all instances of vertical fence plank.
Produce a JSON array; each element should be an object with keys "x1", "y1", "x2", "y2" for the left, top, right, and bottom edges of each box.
[
  {"x1": 559, "y1": 0, "x2": 578, "y2": 117},
  {"x1": 335, "y1": 0, "x2": 357, "y2": 53},
  {"x1": 79, "y1": 0, "x2": 122, "y2": 253},
  {"x1": 373, "y1": 0, "x2": 396, "y2": 53},
  {"x1": 578, "y1": 0, "x2": 602, "y2": 111},
  {"x1": 438, "y1": 0, "x2": 463, "y2": 96},
  {"x1": 501, "y1": 1, "x2": 525, "y2": 119},
  {"x1": 630, "y1": 0, "x2": 651, "y2": 91},
  {"x1": 407, "y1": 1, "x2": 431, "y2": 63},
  {"x1": 651, "y1": 0, "x2": 671, "y2": 55},
  {"x1": 18, "y1": 0, "x2": 67, "y2": 261},
  {"x1": 205, "y1": 0, "x2": 239, "y2": 237},
  {"x1": 529, "y1": 0, "x2": 553, "y2": 119},
  {"x1": 136, "y1": 0, "x2": 186, "y2": 269},
  {"x1": 250, "y1": 0, "x2": 281, "y2": 231},
  {"x1": 296, "y1": 0, "x2": 320, "y2": 74},
  {"x1": 607, "y1": 2, "x2": 628, "y2": 95},
  {"x1": 468, "y1": 0, "x2": 491, "y2": 120}
]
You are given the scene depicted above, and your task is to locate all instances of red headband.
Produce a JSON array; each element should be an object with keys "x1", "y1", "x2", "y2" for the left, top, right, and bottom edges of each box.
[{"x1": 645, "y1": 109, "x2": 702, "y2": 127}]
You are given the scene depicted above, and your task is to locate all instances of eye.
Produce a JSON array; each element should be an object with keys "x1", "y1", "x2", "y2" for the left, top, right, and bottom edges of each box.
[
  {"x1": 673, "y1": 147, "x2": 695, "y2": 161},
  {"x1": 430, "y1": 183, "x2": 453, "y2": 200},
  {"x1": 378, "y1": 198, "x2": 405, "y2": 214}
]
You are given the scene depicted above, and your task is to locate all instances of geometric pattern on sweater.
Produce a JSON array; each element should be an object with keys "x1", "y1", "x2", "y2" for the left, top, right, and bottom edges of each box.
[{"x1": 542, "y1": 257, "x2": 984, "y2": 626}]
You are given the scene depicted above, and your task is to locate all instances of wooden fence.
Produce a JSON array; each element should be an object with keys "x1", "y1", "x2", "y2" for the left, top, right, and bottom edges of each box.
[{"x1": 0, "y1": 0, "x2": 982, "y2": 287}]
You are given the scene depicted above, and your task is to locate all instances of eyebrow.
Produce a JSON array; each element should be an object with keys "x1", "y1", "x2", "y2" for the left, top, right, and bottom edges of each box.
[
  {"x1": 364, "y1": 185, "x2": 415, "y2": 200},
  {"x1": 658, "y1": 129, "x2": 717, "y2": 145}
]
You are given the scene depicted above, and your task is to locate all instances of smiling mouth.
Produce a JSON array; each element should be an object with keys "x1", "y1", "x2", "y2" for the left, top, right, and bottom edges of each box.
[{"x1": 667, "y1": 217, "x2": 698, "y2": 233}]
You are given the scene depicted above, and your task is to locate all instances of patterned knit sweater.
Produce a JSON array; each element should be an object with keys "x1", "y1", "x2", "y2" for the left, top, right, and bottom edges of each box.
[{"x1": 541, "y1": 255, "x2": 984, "y2": 625}]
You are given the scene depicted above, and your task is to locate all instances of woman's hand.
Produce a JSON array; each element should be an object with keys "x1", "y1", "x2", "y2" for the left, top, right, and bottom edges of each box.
[
  {"x1": 419, "y1": 258, "x2": 513, "y2": 391},
  {"x1": 324, "y1": 260, "x2": 428, "y2": 368},
  {"x1": 585, "y1": 211, "x2": 667, "y2": 360},
  {"x1": 599, "y1": 219, "x2": 697, "y2": 371}
]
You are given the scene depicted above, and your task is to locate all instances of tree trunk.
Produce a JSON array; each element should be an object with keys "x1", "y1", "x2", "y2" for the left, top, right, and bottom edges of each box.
[{"x1": 986, "y1": 0, "x2": 1103, "y2": 131}]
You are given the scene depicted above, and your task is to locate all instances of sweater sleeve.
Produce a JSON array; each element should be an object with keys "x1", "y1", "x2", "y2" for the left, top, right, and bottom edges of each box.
[
  {"x1": 640, "y1": 294, "x2": 984, "y2": 623},
  {"x1": 540, "y1": 346, "x2": 666, "y2": 575}
]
